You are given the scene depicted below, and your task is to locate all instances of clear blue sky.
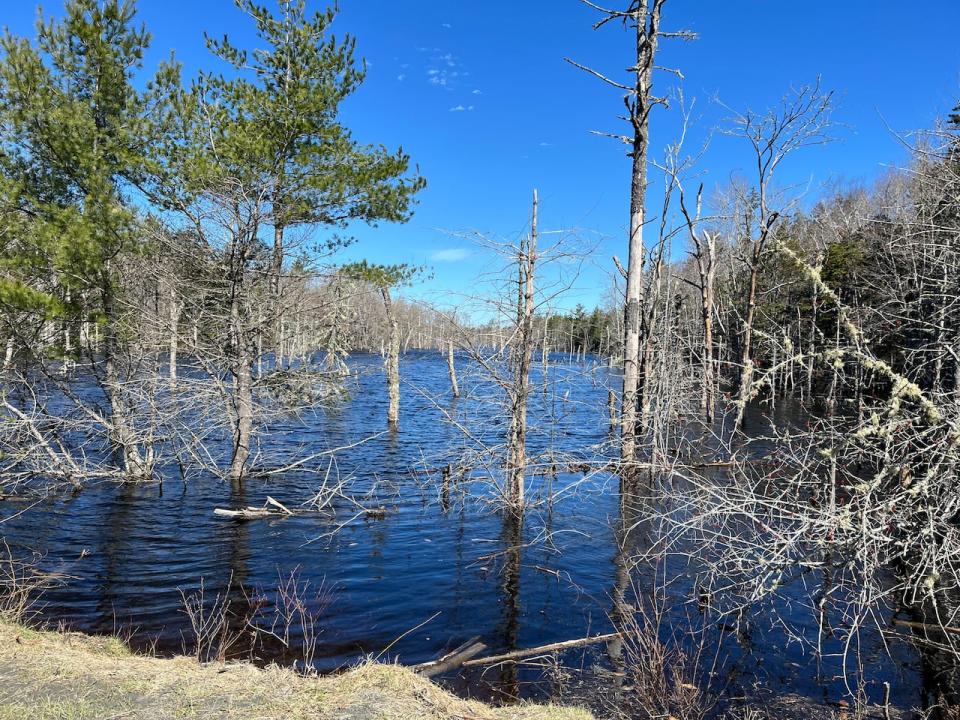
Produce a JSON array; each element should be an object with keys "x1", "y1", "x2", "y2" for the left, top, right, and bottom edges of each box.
[{"x1": 4, "y1": 1, "x2": 960, "y2": 311}]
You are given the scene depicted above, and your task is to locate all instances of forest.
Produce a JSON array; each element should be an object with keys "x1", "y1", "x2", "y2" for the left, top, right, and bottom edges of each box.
[{"x1": 1, "y1": 1, "x2": 959, "y2": 719}]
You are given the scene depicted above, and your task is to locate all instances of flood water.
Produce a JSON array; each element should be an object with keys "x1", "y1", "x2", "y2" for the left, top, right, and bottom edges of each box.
[{"x1": 0, "y1": 351, "x2": 933, "y2": 715}]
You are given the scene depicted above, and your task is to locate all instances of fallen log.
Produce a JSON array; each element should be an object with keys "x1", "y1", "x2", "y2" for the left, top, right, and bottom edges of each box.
[
  {"x1": 461, "y1": 633, "x2": 620, "y2": 667},
  {"x1": 412, "y1": 636, "x2": 488, "y2": 678},
  {"x1": 214, "y1": 496, "x2": 298, "y2": 521},
  {"x1": 213, "y1": 508, "x2": 275, "y2": 520}
]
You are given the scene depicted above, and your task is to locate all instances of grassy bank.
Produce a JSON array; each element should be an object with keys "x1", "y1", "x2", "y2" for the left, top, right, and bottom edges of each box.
[{"x1": 0, "y1": 620, "x2": 593, "y2": 720}]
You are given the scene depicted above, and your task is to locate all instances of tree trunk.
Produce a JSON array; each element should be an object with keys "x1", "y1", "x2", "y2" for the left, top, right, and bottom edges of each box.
[
  {"x1": 270, "y1": 222, "x2": 285, "y2": 362},
  {"x1": 169, "y1": 280, "x2": 181, "y2": 387},
  {"x1": 381, "y1": 286, "x2": 400, "y2": 428},
  {"x1": 3, "y1": 336, "x2": 13, "y2": 371},
  {"x1": 228, "y1": 246, "x2": 254, "y2": 481},
  {"x1": 701, "y1": 277, "x2": 715, "y2": 424},
  {"x1": 733, "y1": 251, "x2": 760, "y2": 430},
  {"x1": 62, "y1": 288, "x2": 72, "y2": 376},
  {"x1": 620, "y1": 0, "x2": 662, "y2": 466},
  {"x1": 807, "y1": 283, "x2": 818, "y2": 402},
  {"x1": 447, "y1": 342, "x2": 460, "y2": 398},
  {"x1": 101, "y1": 279, "x2": 149, "y2": 479},
  {"x1": 506, "y1": 190, "x2": 538, "y2": 513},
  {"x1": 229, "y1": 349, "x2": 254, "y2": 481}
]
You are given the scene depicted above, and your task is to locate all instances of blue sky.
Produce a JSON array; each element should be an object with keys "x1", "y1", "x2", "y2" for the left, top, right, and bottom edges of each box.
[{"x1": 4, "y1": 1, "x2": 960, "y2": 311}]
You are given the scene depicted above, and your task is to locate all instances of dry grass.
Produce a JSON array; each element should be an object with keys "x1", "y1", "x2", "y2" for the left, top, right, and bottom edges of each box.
[{"x1": 0, "y1": 619, "x2": 593, "y2": 720}]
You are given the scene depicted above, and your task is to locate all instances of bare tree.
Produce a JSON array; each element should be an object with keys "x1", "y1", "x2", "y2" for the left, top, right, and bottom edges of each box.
[
  {"x1": 505, "y1": 190, "x2": 539, "y2": 513},
  {"x1": 341, "y1": 262, "x2": 422, "y2": 430},
  {"x1": 677, "y1": 183, "x2": 719, "y2": 425},
  {"x1": 569, "y1": 0, "x2": 693, "y2": 464},
  {"x1": 725, "y1": 81, "x2": 834, "y2": 429}
]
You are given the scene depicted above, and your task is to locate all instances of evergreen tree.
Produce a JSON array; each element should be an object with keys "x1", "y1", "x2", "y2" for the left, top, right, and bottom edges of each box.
[
  {"x1": 195, "y1": 0, "x2": 425, "y2": 344},
  {"x1": 0, "y1": 0, "x2": 157, "y2": 477},
  {"x1": 149, "y1": 0, "x2": 425, "y2": 479}
]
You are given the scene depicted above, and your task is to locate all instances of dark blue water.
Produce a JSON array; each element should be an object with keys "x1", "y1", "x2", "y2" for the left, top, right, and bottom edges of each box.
[{"x1": 0, "y1": 351, "x2": 929, "y2": 714}]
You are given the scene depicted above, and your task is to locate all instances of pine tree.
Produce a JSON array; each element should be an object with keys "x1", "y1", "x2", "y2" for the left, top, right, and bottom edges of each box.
[
  {"x1": 150, "y1": 0, "x2": 425, "y2": 479},
  {"x1": 198, "y1": 0, "x2": 425, "y2": 348},
  {"x1": 0, "y1": 0, "x2": 157, "y2": 477}
]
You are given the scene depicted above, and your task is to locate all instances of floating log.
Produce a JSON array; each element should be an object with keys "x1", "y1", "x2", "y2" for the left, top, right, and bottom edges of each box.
[
  {"x1": 460, "y1": 632, "x2": 620, "y2": 667},
  {"x1": 214, "y1": 496, "x2": 298, "y2": 521},
  {"x1": 213, "y1": 508, "x2": 274, "y2": 520},
  {"x1": 412, "y1": 636, "x2": 487, "y2": 678}
]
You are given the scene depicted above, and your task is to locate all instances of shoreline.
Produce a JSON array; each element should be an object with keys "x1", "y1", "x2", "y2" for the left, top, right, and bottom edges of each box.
[{"x1": 0, "y1": 619, "x2": 593, "y2": 720}]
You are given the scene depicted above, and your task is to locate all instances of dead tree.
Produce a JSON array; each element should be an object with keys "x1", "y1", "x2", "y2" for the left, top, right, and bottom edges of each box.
[
  {"x1": 340, "y1": 262, "x2": 422, "y2": 430},
  {"x1": 381, "y1": 285, "x2": 401, "y2": 428},
  {"x1": 677, "y1": 182, "x2": 718, "y2": 424},
  {"x1": 168, "y1": 278, "x2": 182, "y2": 387},
  {"x1": 569, "y1": 0, "x2": 692, "y2": 464},
  {"x1": 447, "y1": 342, "x2": 460, "y2": 398},
  {"x1": 505, "y1": 190, "x2": 539, "y2": 513},
  {"x1": 727, "y1": 81, "x2": 833, "y2": 429}
]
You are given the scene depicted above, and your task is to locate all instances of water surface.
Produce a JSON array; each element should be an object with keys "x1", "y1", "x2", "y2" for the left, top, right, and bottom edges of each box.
[{"x1": 0, "y1": 351, "x2": 929, "y2": 714}]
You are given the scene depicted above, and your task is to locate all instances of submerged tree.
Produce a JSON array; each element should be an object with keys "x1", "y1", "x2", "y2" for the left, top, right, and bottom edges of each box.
[
  {"x1": 340, "y1": 261, "x2": 422, "y2": 429},
  {"x1": 569, "y1": 0, "x2": 692, "y2": 466},
  {"x1": 725, "y1": 81, "x2": 833, "y2": 429},
  {"x1": 504, "y1": 191, "x2": 538, "y2": 514}
]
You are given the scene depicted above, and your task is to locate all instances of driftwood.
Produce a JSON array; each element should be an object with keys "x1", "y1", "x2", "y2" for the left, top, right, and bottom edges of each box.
[
  {"x1": 412, "y1": 636, "x2": 488, "y2": 678},
  {"x1": 214, "y1": 497, "x2": 293, "y2": 520},
  {"x1": 461, "y1": 633, "x2": 620, "y2": 667},
  {"x1": 213, "y1": 507, "x2": 275, "y2": 520},
  {"x1": 214, "y1": 497, "x2": 387, "y2": 521},
  {"x1": 409, "y1": 632, "x2": 621, "y2": 675}
]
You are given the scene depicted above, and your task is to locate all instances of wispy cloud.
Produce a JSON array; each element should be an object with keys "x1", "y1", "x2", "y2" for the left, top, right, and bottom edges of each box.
[
  {"x1": 425, "y1": 50, "x2": 468, "y2": 90},
  {"x1": 441, "y1": 22, "x2": 452, "y2": 29},
  {"x1": 430, "y1": 248, "x2": 471, "y2": 262},
  {"x1": 472, "y1": 89, "x2": 482, "y2": 95},
  {"x1": 449, "y1": 104, "x2": 475, "y2": 112}
]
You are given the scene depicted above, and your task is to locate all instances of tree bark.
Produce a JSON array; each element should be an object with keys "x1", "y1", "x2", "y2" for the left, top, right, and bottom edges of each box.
[
  {"x1": 229, "y1": 349, "x2": 254, "y2": 481},
  {"x1": 620, "y1": 0, "x2": 663, "y2": 465},
  {"x1": 3, "y1": 336, "x2": 13, "y2": 371},
  {"x1": 447, "y1": 341, "x2": 459, "y2": 398},
  {"x1": 733, "y1": 249, "x2": 760, "y2": 429},
  {"x1": 270, "y1": 221, "x2": 285, "y2": 367},
  {"x1": 381, "y1": 286, "x2": 400, "y2": 428},
  {"x1": 506, "y1": 190, "x2": 538, "y2": 513},
  {"x1": 101, "y1": 278, "x2": 150, "y2": 479},
  {"x1": 169, "y1": 280, "x2": 181, "y2": 387},
  {"x1": 228, "y1": 245, "x2": 254, "y2": 481},
  {"x1": 701, "y1": 265, "x2": 716, "y2": 423}
]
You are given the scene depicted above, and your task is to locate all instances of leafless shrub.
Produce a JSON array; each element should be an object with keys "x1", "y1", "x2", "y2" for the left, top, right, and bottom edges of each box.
[
  {"x1": 178, "y1": 575, "x2": 250, "y2": 663},
  {"x1": 251, "y1": 568, "x2": 332, "y2": 672},
  {"x1": 0, "y1": 540, "x2": 57, "y2": 623},
  {"x1": 610, "y1": 584, "x2": 717, "y2": 720}
]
